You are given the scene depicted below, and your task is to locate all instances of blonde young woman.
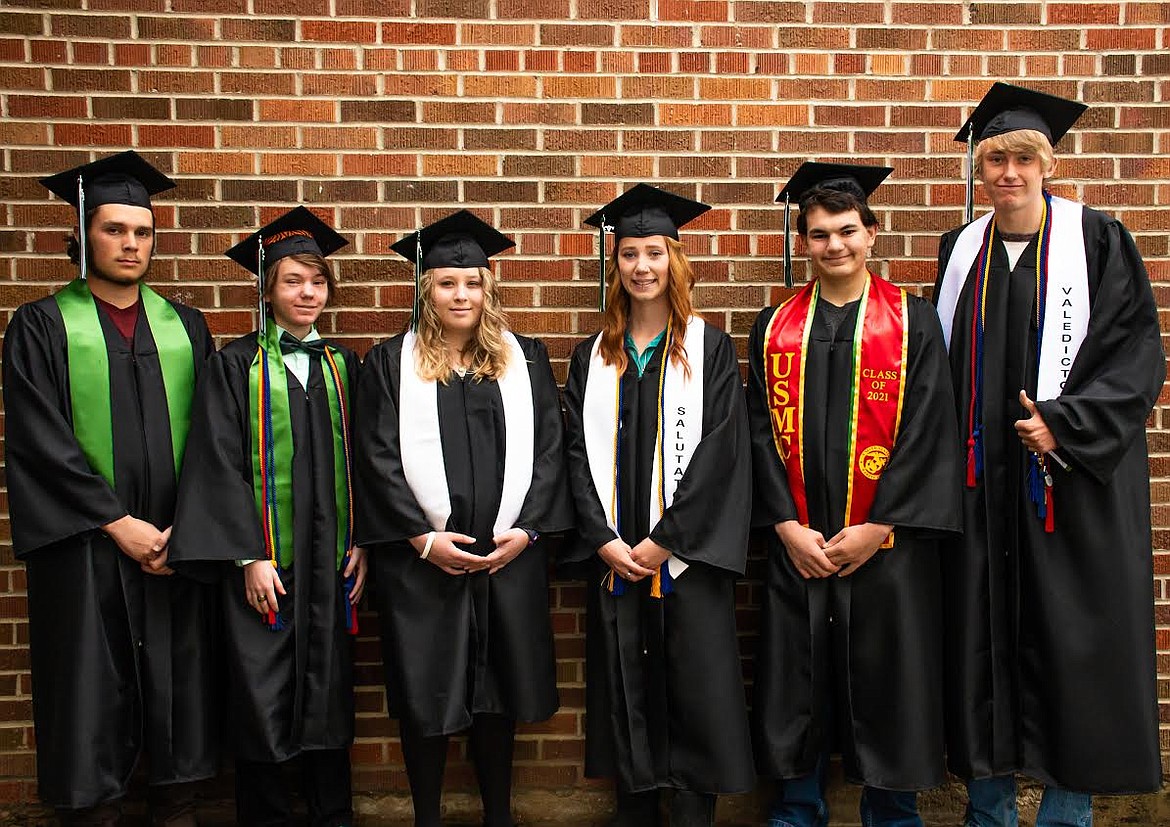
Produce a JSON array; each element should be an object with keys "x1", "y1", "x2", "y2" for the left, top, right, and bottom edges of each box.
[
  {"x1": 353, "y1": 211, "x2": 572, "y2": 827},
  {"x1": 563, "y1": 186, "x2": 754, "y2": 827}
]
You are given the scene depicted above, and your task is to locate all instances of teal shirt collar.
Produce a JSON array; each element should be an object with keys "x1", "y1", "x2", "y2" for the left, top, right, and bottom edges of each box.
[{"x1": 624, "y1": 329, "x2": 666, "y2": 377}]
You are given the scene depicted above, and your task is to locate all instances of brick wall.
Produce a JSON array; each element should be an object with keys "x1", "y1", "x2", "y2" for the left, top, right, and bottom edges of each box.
[{"x1": 0, "y1": 0, "x2": 1168, "y2": 805}]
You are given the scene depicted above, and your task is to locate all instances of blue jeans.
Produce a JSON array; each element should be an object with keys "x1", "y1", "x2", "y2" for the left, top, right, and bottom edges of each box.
[
  {"x1": 768, "y1": 762, "x2": 922, "y2": 827},
  {"x1": 965, "y1": 775, "x2": 1092, "y2": 827}
]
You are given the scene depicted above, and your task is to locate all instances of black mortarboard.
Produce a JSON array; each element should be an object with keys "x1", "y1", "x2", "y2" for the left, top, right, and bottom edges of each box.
[
  {"x1": 40, "y1": 150, "x2": 176, "y2": 281},
  {"x1": 774, "y1": 162, "x2": 892, "y2": 288},
  {"x1": 955, "y1": 83, "x2": 1087, "y2": 222},
  {"x1": 955, "y1": 82, "x2": 1087, "y2": 145},
  {"x1": 584, "y1": 183, "x2": 709, "y2": 243},
  {"x1": 40, "y1": 150, "x2": 175, "y2": 212},
  {"x1": 389, "y1": 209, "x2": 515, "y2": 330},
  {"x1": 224, "y1": 206, "x2": 347, "y2": 335},
  {"x1": 583, "y1": 184, "x2": 710, "y2": 310},
  {"x1": 776, "y1": 162, "x2": 892, "y2": 206}
]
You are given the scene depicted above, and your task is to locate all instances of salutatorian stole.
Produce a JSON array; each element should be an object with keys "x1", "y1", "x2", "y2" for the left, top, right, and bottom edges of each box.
[{"x1": 763, "y1": 274, "x2": 908, "y2": 543}]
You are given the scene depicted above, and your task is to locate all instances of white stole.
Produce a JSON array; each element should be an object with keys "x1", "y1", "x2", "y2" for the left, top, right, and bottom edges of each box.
[
  {"x1": 399, "y1": 330, "x2": 534, "y2": 536},
  {"x1": 935, "y1": 195, "x2": 1089, "y2": 400},
  {"x1": 582, "y1": 316, "x2": 706, "y2": 579}
]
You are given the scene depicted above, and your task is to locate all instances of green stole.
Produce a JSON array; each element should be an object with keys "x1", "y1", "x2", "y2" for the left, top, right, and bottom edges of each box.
[
  {"x1": 248, "y1": 323, "x2": 352, "y2": 572},
  {"x1": 54, "y1": 278, "x2": 196, "y2": 488}
]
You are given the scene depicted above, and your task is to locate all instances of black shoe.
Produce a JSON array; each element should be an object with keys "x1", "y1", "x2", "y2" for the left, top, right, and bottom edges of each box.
[
  {"x1": 607, "y1": 788, "x2": 661, "y2": 826},
  {"x1": 669, "y1": 790, "x2": 715, "y2": 827}
]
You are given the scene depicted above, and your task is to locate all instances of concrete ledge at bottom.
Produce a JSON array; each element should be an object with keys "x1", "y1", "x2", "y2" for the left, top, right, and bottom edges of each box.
[
  {"x1": 350, "y1": 781, "x2": 1169, "y2": 826},
  {"x1": 2, "y1": 780, "x2": 1166, "y2": 825}
]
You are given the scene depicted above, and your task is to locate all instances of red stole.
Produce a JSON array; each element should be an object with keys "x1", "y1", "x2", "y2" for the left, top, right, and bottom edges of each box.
[{"x1": 762, "y1": 273, "x2": 908, "y2": 538}]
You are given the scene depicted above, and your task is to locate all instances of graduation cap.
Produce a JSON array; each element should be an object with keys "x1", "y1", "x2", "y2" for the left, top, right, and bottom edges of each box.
[
  {"x1": 955, "y1": 82, "x2": 1088, "y2": 222},
  {"x1": 582, "y1": 184, "x2": 710, "y2": 311},
  {"x1": 224, "y1": 206, "x2": 348, "y2": 335},
  {"x1": 389, "y1": 209, "x2": 515, "y2": 330},
  {"x1": 774, "y1": 162, "x2": 892, "y2": 288},
  {"x1": 40, "y1": 150, "x2": 176, "y2": 281}
]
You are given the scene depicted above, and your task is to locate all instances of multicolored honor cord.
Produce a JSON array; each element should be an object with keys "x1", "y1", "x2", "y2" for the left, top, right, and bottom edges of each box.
[
  {"x1": 606, "y1": 320, "x2": 674, "y2": 598},
  {"x1": 254, "y1": 329, "x2": 286, "y2": 631},
  {"x1": 251, "y1": 326, "x2": 358, "y2": 631},
  {"x1": 965, "y1": 192, "x2": 1056, "y2": 532},
  {"x1": 324, "y1": 347, "x2": 359, "y2": 634},
  {"x1": 965, "y1": 217, "x2": 995, "y2": 488}
]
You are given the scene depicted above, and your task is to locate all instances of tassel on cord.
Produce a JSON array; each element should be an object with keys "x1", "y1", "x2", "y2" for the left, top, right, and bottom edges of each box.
[
  {"x1": 607, "y1": 567, "x2": 626, "y2": 596},
  {"x1": 1044, "y1": 479, "x2": 1055, "y2": 533},
  {"x1": 964, "y1": 128, "x2": 975, "y2": 225},
  {"x1": 342, "y1": 552, "x2": 359, "y2": 635},
  {"x1": 1025, "y1": 453, "x2": 1047, "y2": 522},
  {"x1": 77, "y1": 175, "x2": 88, "y2": 281},
  {"x1": 1027, "y1": 453, "x2": 1056, "y2": 534},
  {"x1": 965, "y1": 426, "x2": 983, "y2": 488},
  {"x1": 783, "y1": 193, "x2": 793, "y2": 289}
]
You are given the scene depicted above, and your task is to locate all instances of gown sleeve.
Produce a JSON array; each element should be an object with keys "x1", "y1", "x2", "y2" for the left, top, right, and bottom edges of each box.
[
  {"x1": 866, "y1": 297, "x2": 964, "y2": 534},
  {"x1": 351, "y1": 337, "x2": 432, "y2": 547},
  {"x1": 1, "y1": 303, "x2": 126, "y2": 557},
  {"x1": 513, "y1": 337, "x2": 574, "y2": 535},
  {"x1": 1033, "y1": 216, "x2": 1166, "y2": 485},
  {"x1": 168, "y1": 346, "x2": 266, "y2": 566},
  {"x1": 648, "y1": 326, "x2": 753, "y2": 576},
  {"x1": 746, "y1": 306, "x2": 800, "y2": 529},
  {"x1": 561, "y1": 336, "x2": 620, "y2": 564}
]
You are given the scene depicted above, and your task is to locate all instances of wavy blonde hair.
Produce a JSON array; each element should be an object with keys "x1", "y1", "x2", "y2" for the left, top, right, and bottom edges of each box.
[
  {"x1": 413, "y1": 265, "x2": 511, "y2": 384},
  {"x1": 598, "y1": 236, "x2": 696, "y2": 380},
  {"x1": 974, "y1": 128, "x2": 1056, "y2": 179}
]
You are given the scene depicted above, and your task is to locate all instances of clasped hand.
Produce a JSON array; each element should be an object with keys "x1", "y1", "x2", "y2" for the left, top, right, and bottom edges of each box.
[
  {"x1": 775, "y1": 520, "x2": 892, "y2": 579},
  {"x1": 597, "y1": 536, "x2": 670, "y2": 582},
  {"x1": 410, "y1": 527, "x2": 530, "y2": 576},
  {"x1": 103, "y1": 515, "x2": 173, "y2": 576}
]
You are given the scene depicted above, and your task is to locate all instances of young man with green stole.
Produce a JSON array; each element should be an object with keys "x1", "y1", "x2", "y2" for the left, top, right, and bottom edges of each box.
[
  {"x1": 748, "y1": 163, "x2": 962, "y2": 827},
  {"x1": 1, "y1": 151, "x2": 218, "y2": 825},
  {"x1": 169, "y1": 207, "x2": 365, "y2": 827}
]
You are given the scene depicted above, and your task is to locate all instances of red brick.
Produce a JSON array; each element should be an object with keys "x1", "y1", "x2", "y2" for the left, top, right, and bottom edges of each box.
[
  {"x1": 9, "y1": 95, "x2": 87, "y2": 119},
  {"x1": 1049, "y1": 2, "x2": 1119, "y2": 23},
  {"x1": 971, "y1": 3, "x2": 1042, "y2": 24},
  {"x1": 380, "y1": 22, "x2": 456, "y2": 45},
  {"x1": 301, "y1": 20, "x2": 376, "y2": 43},
  {"x1": 659, "y1": 0, "x2": 729, "y2": 22},
  {"x1": 0, "y1": 13, "x2": 44, "y2": 35},
  {"x1": 700, "y1": 25, "x2": 774, "y2": 48},
  {"x1": 812, "y1": 1, "x2": 885, "y2": 23},
  {"x1": 138, "y1": 70, "x2": 214, "y2": 94},
  {"x1": 49, "y1": 12, "x2": 130, "y2": 37},
  {"x1": 620, "y1": 24, "x2": 691, "y2": 47},
  {"x1": 52, "y1": 123, "x2": 132, "y2": 146},
  {"x1": 734, "y1": 1, "x2": 804, "y2": 22},
  {"x1": 1086, "y1": 27, "x2": 1157, "y2": 49}
]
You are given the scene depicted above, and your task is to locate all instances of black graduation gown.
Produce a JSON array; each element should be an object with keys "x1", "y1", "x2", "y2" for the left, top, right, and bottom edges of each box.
[
  {"x1": 562, "y1": 323, "x2": 755, "y2": 795},
  {"x1": 1, "y1": 292, "x2": 218, "y2": 809},
  {"x1": 353, "y1": 333, "x2": 572, "y2": 736},
  {"x1": 934, "y1": 206, "x2": 1164, "y2": 793},
  {"x1": 168, "y1": 333, "x2": 360, "y2": 763},
  {"x1": 747, "y1": 294, "x2": 962, "y2": 791}
]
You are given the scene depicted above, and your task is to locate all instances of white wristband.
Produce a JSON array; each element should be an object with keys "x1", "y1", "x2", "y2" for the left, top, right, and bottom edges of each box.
[{"x1": 420, "y1": 531, "x2": 436, "y2": 560}]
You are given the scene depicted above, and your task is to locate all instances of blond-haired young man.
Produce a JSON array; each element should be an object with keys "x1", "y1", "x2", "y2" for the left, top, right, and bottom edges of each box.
[{"x1": 934, "y1": 83, "x2": 1163, "y2": 827}]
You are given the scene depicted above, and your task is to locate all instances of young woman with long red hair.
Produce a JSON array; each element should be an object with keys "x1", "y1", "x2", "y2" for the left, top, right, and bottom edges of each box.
[{"x1": 563, "y1": 185, "x2": 754, "y2": 827}]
